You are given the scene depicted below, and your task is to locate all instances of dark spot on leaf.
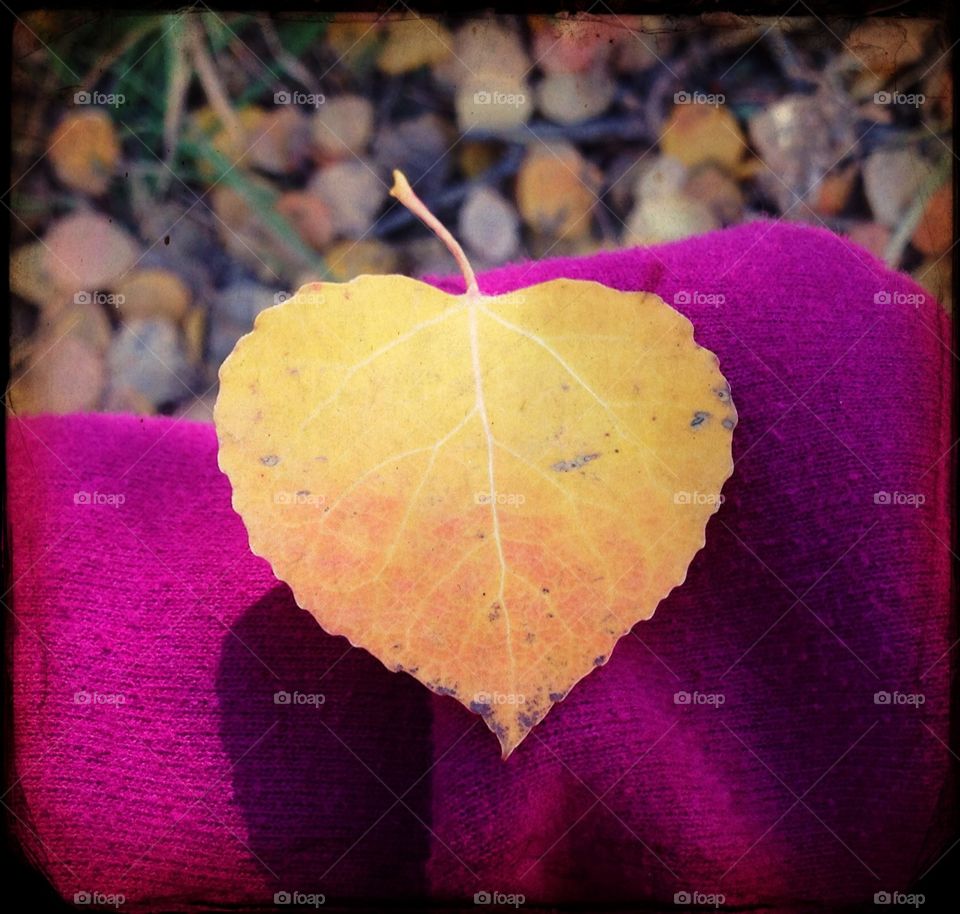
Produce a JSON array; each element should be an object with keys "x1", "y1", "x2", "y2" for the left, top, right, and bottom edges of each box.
[
  {"x1": 525, "y1": 632, "x2": 536, "y2": 643},
  {"x1": 714, "y1": 386, "x2": 729, "y2": 401},
  {"x1": 722, "y1": 418, "x2": 736, "y2": 430},
  {"x1": 260, "y1": 455, "x2": 279, "y2": 466},
  {"x1": 434, "y1": 685, "x2": 456, "y2": 697},
  {"x1": 593, "y1": 655, "x2": 607, "y2": 667},
  {"x1": 518, "y1": 710, "x2": 541, "y2": 730},
  {"x1": 552, "y1": 452, "x2": 601, "y2": 472},
  {"x1": 470, "y1": 700, "x2": 492, "y2": 716},
  {"x1": 549, "y1": 691, "x2": 565, "y2": 702},
  {"x1": 296, "y1": 490, "x2": 310, "y2": 498},
  {"x1": 541, "y1": 587, "x2": 550, "y2": 594},
  {"x1": 691, "y1": 411, "x2": 710, "y2": 428}
]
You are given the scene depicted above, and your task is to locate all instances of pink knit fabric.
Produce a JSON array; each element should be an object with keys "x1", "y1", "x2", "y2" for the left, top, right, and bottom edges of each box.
[{"x1": 6, "y1": 222, "x2": 953, "y2": 911}]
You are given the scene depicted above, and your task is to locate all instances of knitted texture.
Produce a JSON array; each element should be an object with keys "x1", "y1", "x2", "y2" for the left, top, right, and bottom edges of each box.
[{"x1": 6, "y1": 222, "x2": 953, "y2": 911}]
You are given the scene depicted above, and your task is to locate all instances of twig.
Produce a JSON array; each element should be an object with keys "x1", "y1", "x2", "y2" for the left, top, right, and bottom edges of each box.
[
  {"x1": 159, "y1": 20, "x2": 191, "y2": 194},
  {"x1": 260, "y1": 18, "x2": 315, "y2": 90},
  {"x1": 464, "y1": 116, "x2": 653, "y2": 146},
  {"x1": 188, "y1": 18, "x2": 242, "y2": 139}
]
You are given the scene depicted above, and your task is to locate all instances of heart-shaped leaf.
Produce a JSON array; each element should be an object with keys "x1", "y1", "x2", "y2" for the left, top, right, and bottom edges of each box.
[{"x1": 215, "y1": 172, "x2": 736, "y2": 757}]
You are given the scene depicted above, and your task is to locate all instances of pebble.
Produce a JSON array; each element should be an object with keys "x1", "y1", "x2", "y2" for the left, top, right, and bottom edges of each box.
[{"x1": 107, "y1": 318, "x2": 192, "y2": 406}]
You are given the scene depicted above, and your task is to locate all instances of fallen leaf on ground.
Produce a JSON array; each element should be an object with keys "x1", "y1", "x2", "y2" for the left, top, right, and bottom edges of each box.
[
  {"x1": 48, "y1": 110, "x2": 120, "y2": 195},
  {"x1": 516, "y1": 142, "x2": 600, "y2": 241},
  {"x1": 215, "y1": 170, "x2": 736, "y2": 757},
  {"x1": 378, "y1": 16, "x2": 453, "y2": 74},
  {"x1": 911, "y1": 183, "x2": 951, "y2": 256},
  {"x1": 661, "y1": 103, "x2": 745, "y2": 171},
  {"x1": 115, "y1": 268, "x2": 192, "y2": 321}
]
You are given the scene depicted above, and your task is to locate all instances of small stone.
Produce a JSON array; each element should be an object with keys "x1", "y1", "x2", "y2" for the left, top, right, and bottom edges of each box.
[
  {"x1": 624, "y1": 192, "x2": 719, "y2": 245},
  {"x1": 43, "y1": 211, "x2": 141, "y2": 293},
  {"x1": 10, "y1": 335, "x2": 104, "y2": 414},
  {"x1": 276, "y1": 191, "x2": 335, "y2": 251},
  {"x1": 212, "y1": 280, "x2": 276, "y2": 327},
  {"x1": 537, "y1": 69, "x2": 616, "y2": 125},
  {"x1": 456, "y1": 77, "x2": 533, "y2": 132},
  {"x1": 108, "y1": 318, "x2": 192, "y2": 406},
  {"x1": 748, "y1": 93, "x2": 859, "y2": 213},
  {"x1": 307, "y1": 161, "x2": 387, "y2": 238},
  {"x1": 311, "y1": 95, "x2": 374, "y2": 160},
  {"x1": 459, "y1": 186, "x2": 520, "y2": 263},
  {"x1": 863, "y1": 149, "x2": 936, "y2": 227}
]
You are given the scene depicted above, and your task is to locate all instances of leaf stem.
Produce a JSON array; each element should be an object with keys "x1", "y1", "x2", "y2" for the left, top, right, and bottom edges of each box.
[{"x1": 389, "y1": 169, "x2": 479, "y2": 295}]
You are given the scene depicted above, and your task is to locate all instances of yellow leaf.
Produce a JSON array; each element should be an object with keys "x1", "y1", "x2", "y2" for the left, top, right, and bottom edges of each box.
[
  {"x1": 215, "y1": 171, "x2": 736, "y2": 757},
  {"x1": 378, "y1": 16, "x2": 453, "y2": 74},
  {"x1": 48, "y1": 110, "x2": 120, "y2": 195},
  {"x1": 660, "y1": 103, "x2": 745, "y2": 171}
]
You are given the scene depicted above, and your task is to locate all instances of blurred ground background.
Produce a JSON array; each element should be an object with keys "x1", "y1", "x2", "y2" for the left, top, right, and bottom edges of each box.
[{"x1": 7, "y1": 10, "x2": 953, "y2": 420}]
